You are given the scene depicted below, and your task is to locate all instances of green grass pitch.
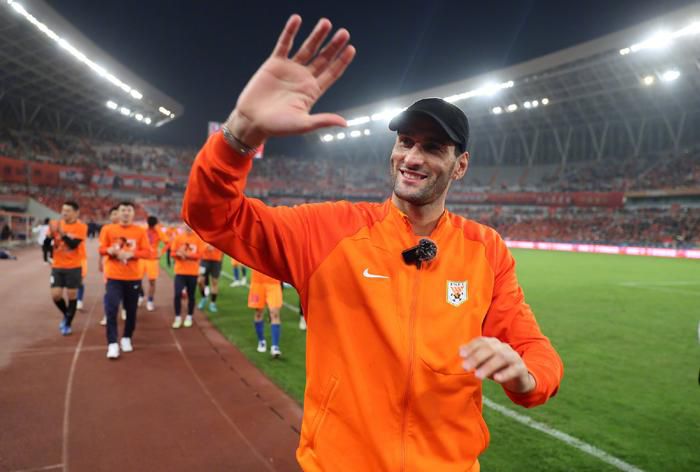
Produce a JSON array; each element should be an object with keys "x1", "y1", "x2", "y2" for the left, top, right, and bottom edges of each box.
[{"x1": 164, "y1": 249, "x2": 700, "y2": 471}]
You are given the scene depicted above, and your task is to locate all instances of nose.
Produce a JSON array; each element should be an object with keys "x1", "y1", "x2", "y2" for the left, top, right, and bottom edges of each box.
[{"x1": 403, "y1": 145, "x2": 425, "y2": 168}]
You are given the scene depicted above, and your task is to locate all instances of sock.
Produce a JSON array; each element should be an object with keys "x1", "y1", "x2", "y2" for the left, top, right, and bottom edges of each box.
[
  {"x1": 138, "y1": 286, "x2": 144, "y2": 297},
  {"x1": 77, "y1": 284, "x2": 85, "y2": 302},
  {"x1": 53, "y1": 298, "x2": 67, "y2": 317},
  {"x1": 200, "y1": 286, "x2": 206, "y2": 297},
  {"x1": 211, "y1": 293, "x2": 217, "y2": 303},
  {"x1": 66, "y1": 299, "x2": 78, "y2": 326},
  {"x1": 271, "y1": 323, "x2": 281, "y2": 347},
  {"x1": 241, "y1": 267, "x2": 247, "y2": 277},
  {"x1": 148, "y1": 296, "x2": 153, "y2": 302},
  {"x1": 254, "y1": 320, "x2": 264, "y2": 342},
  {"x1": 233, "y1": 266, "x2": 240, "y2": 280}
]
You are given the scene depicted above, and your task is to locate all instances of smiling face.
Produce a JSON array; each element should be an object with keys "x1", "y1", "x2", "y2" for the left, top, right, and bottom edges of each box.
[{"x1": 390, "y1": 114, "x2": 468, "y2": 208}]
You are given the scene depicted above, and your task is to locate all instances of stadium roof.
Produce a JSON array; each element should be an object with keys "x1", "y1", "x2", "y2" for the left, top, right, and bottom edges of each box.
[
  {"x1": 0, "y1": 0, "x2": 183, "y2": 137},
  {"x1": 318, "y1": 3, "x2": 700, "y2": 165}
]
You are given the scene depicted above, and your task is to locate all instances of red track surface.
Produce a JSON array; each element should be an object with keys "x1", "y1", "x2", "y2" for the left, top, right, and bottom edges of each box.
[{"x1": 0, "y1": 242, "x2": 302, "y2": 472}]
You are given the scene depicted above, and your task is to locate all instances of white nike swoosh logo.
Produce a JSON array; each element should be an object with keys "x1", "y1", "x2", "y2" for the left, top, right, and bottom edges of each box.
[{"x1": 363, "y1": 268, "x2": 389, "y2": 279}]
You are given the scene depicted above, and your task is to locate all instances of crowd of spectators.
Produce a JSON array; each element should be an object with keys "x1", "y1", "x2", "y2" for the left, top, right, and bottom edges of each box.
[
  {"x1": 469, "y1": 207, "x2": 700, "y2": 248},
  {"x1": 2, "y1": 130, "x2": 699, "y2": 248}
]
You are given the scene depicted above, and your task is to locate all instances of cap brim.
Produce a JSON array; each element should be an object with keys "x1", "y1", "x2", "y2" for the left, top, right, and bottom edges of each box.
[{"x1": 388, "y1": 110, "x2": 462, "y2": 146}]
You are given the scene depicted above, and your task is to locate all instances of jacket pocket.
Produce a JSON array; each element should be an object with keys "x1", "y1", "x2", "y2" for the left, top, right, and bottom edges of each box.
[{"x1": 308, "y1": 376, "x2": 339, "y2": 448}]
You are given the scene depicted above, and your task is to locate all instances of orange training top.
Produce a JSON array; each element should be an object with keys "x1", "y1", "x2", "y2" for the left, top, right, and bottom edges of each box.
[
  {"x1": 146, "y1": 226, "x2": 168, "y2": 260},
  {"x1": 250, "y1": 269, "x2": 279, "y2": 285},
  {"x1": 99, "y1": 223, "x2": 150, "y2": 280},
  {"x1": 171, "y1": 232, "x2": 204, "y2": 276},
  {"x1": 201, "y1": 243, "x2": 224, "y2": 262},
  {"x1": 50, "y1": 220, "x2": 87, "y2": 270},
  {"x1": 183, "y1": 131, "x2": 564, "y2": 472}
]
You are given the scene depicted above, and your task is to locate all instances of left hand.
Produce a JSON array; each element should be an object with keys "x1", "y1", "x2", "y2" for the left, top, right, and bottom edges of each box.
[{"x1": 459, "y1": 337, "x2": 535, "y2": 394}]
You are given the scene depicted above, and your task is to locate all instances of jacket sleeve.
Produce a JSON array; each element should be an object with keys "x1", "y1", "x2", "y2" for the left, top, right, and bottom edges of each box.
[
  {"x1": 482, "y1": 232, "x2": 564, "y2": 408},
  {"x1": 182, "y1": 131, "x2": 367, "y2": 290}
]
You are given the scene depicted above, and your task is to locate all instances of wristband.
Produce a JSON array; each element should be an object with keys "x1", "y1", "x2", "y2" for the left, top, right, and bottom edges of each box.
[{"x1": 221, "y1": 125, "x2": 257, "y2": 156}]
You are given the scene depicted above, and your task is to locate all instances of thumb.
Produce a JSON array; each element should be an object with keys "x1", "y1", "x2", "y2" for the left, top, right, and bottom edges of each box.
[{"x1": 305, "y1": 113, "x2": 347, "y2": 132}]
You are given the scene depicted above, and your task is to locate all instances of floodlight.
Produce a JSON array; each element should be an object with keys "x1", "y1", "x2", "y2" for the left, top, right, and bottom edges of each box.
[
  {"x1": 347, "y1": 116, "x2": 370, "y2": 126},
  {"x1": 158, "y1": 106, "x2": 171, "y2": 116},
  {"x1": 336, "y1": 132, "x2": 346, "y2": 140},
  {"x1": 542, "y1": 98, "x2": 549, "y2": 105},
  {"x1": 119, "y1": 107, "x2": 130, "y2": 116},
  {"x1": 661, "y1": 69, "x2": 680, "y2": 82},
  {"x1": 106, "y1": 100, "x2": 118, "y2": 110},
  {"x1": 130, "y1": 89, "x2": 143, "y2": 100},
  {"x1": 350, "y1": 130, "x2": 362, "y2": 138},
  {"x1": 532, "y1": 100, "x2": 539, "y2": 108},
  {"x1": 642, "y1": 75, "x2": 655, "y2": 86},
  {"x1": 524, "y1": 101, "x2": 532, "y2": 109},
  {"x1": 363, "y1": 129, "x2": 371, "y2": 136},
  {"x1": 144, "y1": 117, "x2": 152, "y2": 125},
  {"x1": 321, "y1": 134, "x2": 334, "y2": 142},
  {"x1": 135, "y1": 113, "x2": 144, "y2": 121},
  {"x1": 492, "y1": 106, "x2": 503, "y2": 115},
  {"x1": 506, "y1": 104, "x2": 518, "y2": 112},
  {"x1": 619, "y1": 48, "x2": 631, "y2": 56}
]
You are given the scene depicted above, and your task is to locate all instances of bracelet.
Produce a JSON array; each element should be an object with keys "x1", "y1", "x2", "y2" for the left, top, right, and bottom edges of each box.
[{"x1": 221, "y1": 125, "x2": 257, "y2": 156}]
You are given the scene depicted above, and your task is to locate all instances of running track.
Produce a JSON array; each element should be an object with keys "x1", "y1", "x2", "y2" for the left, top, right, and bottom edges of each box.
[{"x1": 0, "y1": 241, "x2": 302, "y2": 471}]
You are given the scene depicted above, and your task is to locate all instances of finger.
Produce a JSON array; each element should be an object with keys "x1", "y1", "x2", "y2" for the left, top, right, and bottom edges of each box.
[
  {"x1": 317, "y1": 44, "x2": 356, "y2": 93},
  {"x1": 473, "y1": 354, "x2": 510, "y2": 380},
  {"x1": 303, "y1": 113, "x2": 348, "y2": 133},
  {"x1": 292, "y1": 18, "x2": 332, "y2": 64},
  {"x1": 308, "y1": 28, "x2": 350, "y2": 76},
  {"x1": 492, "y1": 364, "x2": 523, "y2": 384},
  {"x1": 272, "y1": 14, "x2": 302, "y2": 58},
  {"x1": 459, "y1": 337, "x2": 489, "y2": 359},
  {"x1": 461, "y1": 344, "x2": 497, "y2": 371}
]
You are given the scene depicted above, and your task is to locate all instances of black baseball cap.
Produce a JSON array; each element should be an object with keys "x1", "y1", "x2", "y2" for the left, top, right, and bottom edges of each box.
[{"x1": 388, "y1": 98, "x2": 469, "y2": 153}]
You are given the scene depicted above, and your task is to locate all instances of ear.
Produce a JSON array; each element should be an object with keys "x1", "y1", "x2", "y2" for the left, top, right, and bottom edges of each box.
[{"x1": 452, "y1": 152, "x2": 469, "y2": 180}]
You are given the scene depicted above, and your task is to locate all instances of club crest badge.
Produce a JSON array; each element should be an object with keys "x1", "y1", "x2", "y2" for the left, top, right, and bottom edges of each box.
[{"x1": 446, "y1": 280, "x2": 468, "y2": 307}]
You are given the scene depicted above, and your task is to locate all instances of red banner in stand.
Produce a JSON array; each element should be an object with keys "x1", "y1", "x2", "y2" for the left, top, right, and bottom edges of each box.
[{"x1": 0, "y1": 156, "x2": 27, "y2": 183}]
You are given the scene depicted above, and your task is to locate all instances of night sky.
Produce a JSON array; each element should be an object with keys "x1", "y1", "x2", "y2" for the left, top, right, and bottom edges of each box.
[{"x1": 46, "y1": 0, "x2": 698, "y2": 151}]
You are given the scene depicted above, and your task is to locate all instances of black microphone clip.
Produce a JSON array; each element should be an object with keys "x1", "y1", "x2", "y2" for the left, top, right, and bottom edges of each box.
[{"x1": 402, "y1": 238, "x2": 438, "y2": 268}]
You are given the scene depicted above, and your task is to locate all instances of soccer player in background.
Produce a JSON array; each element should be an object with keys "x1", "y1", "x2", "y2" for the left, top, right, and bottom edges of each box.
[
  {"x1": 99, "y1": 201, "x2": 150, "y2": 359},
  {"x1": 171, "y1": 225, "x2": 203, "y2": 329},
  {"x1": 229, "y1": 258, "x2": 248, "y2": 287},
  {"x1": 48, "y1": 201, "x2": 87, "y2": 336},
  {"x1": 197, "y1": 242, "x2": 223, "y2": 313},
  {"x1": 98, "y1": 206, "x2": 119, "y2": 326},
  {"x1": 143, "y1": 215, "x2": 167, "y2": 311},
  {"x1": 248, "y1": 270, "x2": 283, "y2": 358}
]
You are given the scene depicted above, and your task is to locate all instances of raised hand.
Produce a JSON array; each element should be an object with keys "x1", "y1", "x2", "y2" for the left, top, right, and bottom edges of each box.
[{"x1": 225, "y1": 15, "x2": 356, "y2": 148}]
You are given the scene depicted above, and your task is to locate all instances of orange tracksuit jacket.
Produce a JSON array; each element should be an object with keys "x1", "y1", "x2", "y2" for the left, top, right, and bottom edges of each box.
[{"x1": 183, "y1": 132, "x2": 564, "y2": 472}]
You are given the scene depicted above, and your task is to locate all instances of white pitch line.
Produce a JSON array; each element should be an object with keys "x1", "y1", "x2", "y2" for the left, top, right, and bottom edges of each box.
[
  {"x1": 11, "y1": 463, "x2": 64, "y2": 472},
  {"x1": 483, "y1": 398, "x2": 644, "y2": 472},
  {"x1": 62, "y1": 297, "x2": 98, "y2": 472}
]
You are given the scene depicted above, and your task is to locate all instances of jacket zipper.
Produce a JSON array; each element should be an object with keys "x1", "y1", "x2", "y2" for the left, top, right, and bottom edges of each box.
[{"x1": 400, "y1": 264, "x2": 421, "y2": 471}]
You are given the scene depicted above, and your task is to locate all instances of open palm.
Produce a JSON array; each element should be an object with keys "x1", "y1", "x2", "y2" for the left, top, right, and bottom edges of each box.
[{"x1": 228, "y1": 15, "x2": 356, "y2": 146}]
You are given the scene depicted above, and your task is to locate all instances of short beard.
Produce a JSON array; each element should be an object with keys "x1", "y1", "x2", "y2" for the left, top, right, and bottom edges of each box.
[{"x1": 391, "y1": 165, "x2": 454, "y2": 206}]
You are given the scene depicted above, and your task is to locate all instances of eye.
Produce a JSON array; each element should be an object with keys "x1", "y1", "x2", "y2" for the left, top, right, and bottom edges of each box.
[{"x1": 399, "y1": 136, "x2": 414, "y2": 147}]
